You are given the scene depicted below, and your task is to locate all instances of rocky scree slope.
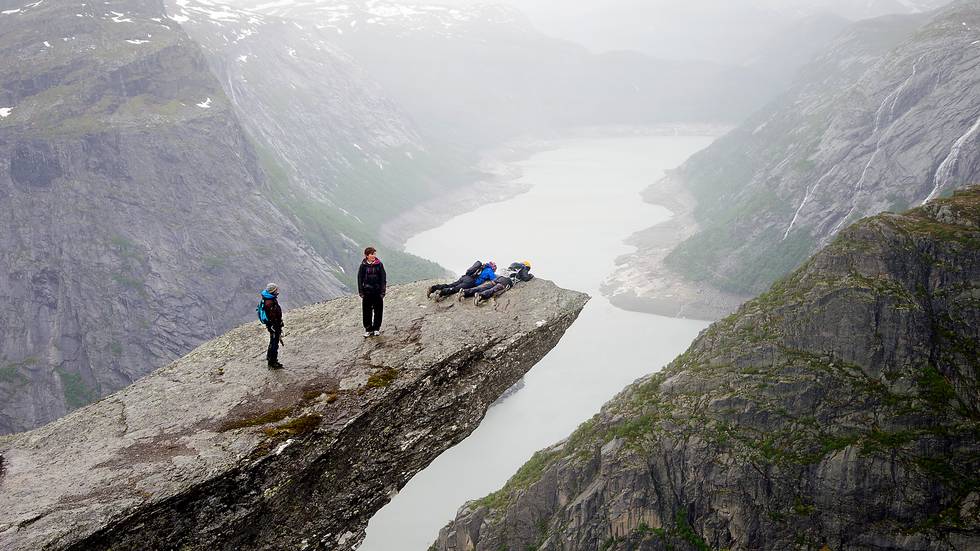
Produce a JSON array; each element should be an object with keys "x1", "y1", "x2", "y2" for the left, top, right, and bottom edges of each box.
[
  {"x1": 619, "y1": 3, "x2": 980, "y2": 302},
  {"x1": 0, "y1": 279, "x2": 588, "y2": 551},
  {"x1": 434, "y1": 187, "x2": 980, "y2": 550},
  {"x1": 0, "y1": 0, "x2": 345, "y2": 434}
]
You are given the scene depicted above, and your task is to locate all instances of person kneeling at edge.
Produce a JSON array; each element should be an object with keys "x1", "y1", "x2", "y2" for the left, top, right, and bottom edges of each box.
[
  {"x1": 258, "y1": 283, "x2": 284, "y2": 369},
  {"x1": 358, "y1": 246, "x2": 387, "y2": 337},
  {"x1": 460, "y1": 261, "x2": 533, "y2": 306},
  {"x1": 427, "y1": 260, "x2": 488, "y2": 301}
]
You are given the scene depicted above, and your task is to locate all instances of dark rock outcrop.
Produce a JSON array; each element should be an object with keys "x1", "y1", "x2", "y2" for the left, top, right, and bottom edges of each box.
[
  {"x1": 0, "y1": 279, "x2": 588, "y2": 551},
  {"x1": 433, "y1": 187, "x2": 980, "y2": 550}
]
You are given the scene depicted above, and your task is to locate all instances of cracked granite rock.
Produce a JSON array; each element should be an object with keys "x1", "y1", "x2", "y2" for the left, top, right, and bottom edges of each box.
[{"x1": 0, "y1": 278, "x2": 588, "y2": 551}]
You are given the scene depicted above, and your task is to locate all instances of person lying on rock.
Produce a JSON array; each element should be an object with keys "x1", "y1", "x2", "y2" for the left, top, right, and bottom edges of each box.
[
  {"x1": 460, "y1": 274, "x2": 514, "y2": 306},
  {"x1": 358, "y1": 246, "x2": 387, "y2": 337},
  {"x1": 507, "y1": 260, "x2": 534, "y2": 283},
  {"x1": 258, "y1": 283, "x2": 284, "y2": 369},
  {"x1": 474, "y1": 261, "x2": 497, "y2": 285},
  {"x1": 427, "y1": 260, "x2": 487, "y2": 301},
  {"x1": 459, "y1": 261, "x2": 533, "y2": 306}
]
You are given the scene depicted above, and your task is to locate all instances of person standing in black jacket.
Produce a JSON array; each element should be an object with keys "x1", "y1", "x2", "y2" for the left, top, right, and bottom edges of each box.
[{"x1": 357, "y1": 246, "x2": 387, "y2": 337}]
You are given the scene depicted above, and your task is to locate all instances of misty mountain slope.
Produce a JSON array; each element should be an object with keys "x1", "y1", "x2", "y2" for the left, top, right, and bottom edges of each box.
[
  {"x1": 434, "y1": 186, "x2": 980, "y2": 551},
  {"x1": 742, "y1": 12, "x2": 851, "y2": 89},
  {"x1": 654, "y1": 3, "x2": 980, "y2": 297},
  {"x1": 234, "y1": 0, "x2": 776, "y2": 149},
  {"x1": 474, "y1": 0, "x2": 954, "y2": 65},
  {"x1": 0, "y1": 0, "x2": 346, "y2": 433},
  {"x1": 166, "y1": 0, "x2": 452, "y2": 283}
]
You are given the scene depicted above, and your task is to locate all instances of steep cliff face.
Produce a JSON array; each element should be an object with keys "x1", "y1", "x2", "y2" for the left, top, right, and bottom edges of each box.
[
  {"x1": 0, "y1": 279, "x2": 589, "y2": 551},
  {"x1": 434, "y1": 187, "x2": 980, "y2": 550},
  {"x1": 168, "y1": 0, "x2": 455, "y2": 282},
  {"x1": 0, "y1": 0, "x2": 345, "y2": 433},
  {"x1": 621, "y1": 3, "x2": 980, "y2": 300}
]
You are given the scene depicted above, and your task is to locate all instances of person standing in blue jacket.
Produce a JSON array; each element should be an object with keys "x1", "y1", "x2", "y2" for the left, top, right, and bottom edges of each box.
[{"x1": 260, "y1": 283, "x2": 284, "y2": 369}]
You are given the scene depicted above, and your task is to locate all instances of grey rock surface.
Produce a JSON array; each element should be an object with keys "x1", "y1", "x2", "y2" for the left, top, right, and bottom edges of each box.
[
  {"x1": 433, "y1": 188, "x2": 979, "y2": 550},
  {"x1": 0, "y1": 0, "x2": 347, "y2": 434},
  {"x1": 0, "y1": 278, "x2": 588, "y2": 551}
]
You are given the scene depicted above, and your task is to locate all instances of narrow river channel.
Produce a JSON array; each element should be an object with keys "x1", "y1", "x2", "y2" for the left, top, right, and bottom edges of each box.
[{"x1": 360, "y1": 133, "x2": 715, "y2": 550}]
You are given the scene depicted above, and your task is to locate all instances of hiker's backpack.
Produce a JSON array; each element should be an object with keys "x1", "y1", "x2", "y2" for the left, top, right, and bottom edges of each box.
[
  {"x1": 508, "y1": 262, "x2": 534, "y2": 282},
  {"x1": 465, "y1": 261, "x2": 484, "y2": 278},
  {"x1": 256, "y1": 298, "x2": 269, "y2": 325}
]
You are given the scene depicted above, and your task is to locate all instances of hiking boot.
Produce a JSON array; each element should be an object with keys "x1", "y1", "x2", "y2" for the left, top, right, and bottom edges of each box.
[
  {"x1": 268, "y1": 361, "x2": 284, "y2": 370},
  {"x1": 456, "y1": 292, "x2": 465, "y2": 303},
  {"x1": 473, "y1": 295, "x2": 483, "y2": 306}
]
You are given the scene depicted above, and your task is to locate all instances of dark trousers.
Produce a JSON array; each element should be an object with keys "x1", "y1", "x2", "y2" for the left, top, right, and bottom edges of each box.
[
  {"x1": 362, "y1": 294, "x2": 384, "y2": 331},
  {"x1": 433, "y1": 276, "x2": 475, "y2": 296},
  {"x1": 267, "y1": 324, "x2": 282, "y2": 364},
  {"x1": 466, "y1": 281, "x2": 511, "y2": 300},
  {"x1": 462, "y1": 281, "x2": 494, "y2": 298}
]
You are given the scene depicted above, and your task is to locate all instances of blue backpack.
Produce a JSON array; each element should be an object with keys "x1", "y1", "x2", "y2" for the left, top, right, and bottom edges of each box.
[{"x1": 256, "y1": 298, "x2": 269, "y2": 325}]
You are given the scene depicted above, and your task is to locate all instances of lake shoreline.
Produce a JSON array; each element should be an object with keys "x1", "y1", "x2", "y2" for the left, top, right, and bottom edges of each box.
[
  {"x1": 361, "y1": 132, "x2": 715, "y2": 551},
  {"x1": 377, "y1": 139, "x2": 543, "y2": 259},
  {"x1": 602, "y1": 172, "x2": 749, "y2": 322},
  {"x1": 382, "y1": 124, "x2": 734, "y2": 317}
]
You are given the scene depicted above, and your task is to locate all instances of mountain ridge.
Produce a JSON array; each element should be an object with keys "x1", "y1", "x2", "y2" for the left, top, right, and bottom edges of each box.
[
  {"x1": 609, "y1": 2, "x2": 980, "y2": 314},
  {"x1": 434, "y1": 185, "x2": 980, "y2": 550},
  {"x1": 0, "y1": 0, "x2": 347, "y2": 434}
]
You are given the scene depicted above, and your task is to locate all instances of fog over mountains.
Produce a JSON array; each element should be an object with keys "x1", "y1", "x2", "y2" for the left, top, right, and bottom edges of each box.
[
  {"x1": 615, "y1": 2, "x2": 980, "y2": 304},
  {"x1": 1, "y1": 0, "x2": 978, "y2": 549},
  {"x1": 0, "y1": 0, "x2": 812, "y2": 433},
  {"x1": 428, "y1": 0, "x2": 955, "y2": 63}
]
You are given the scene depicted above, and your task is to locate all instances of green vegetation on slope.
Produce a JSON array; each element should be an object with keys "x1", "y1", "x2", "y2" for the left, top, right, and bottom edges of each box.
[
  {"x1": 465, "y1": 188, "x2": 980, "y2": 545},
  {"x1": 251, "y1": 140, "x2": 446, "y2": 287}
]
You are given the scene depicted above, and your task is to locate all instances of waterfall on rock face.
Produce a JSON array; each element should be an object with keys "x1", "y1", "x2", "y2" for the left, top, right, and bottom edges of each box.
[
  {"x1": 2, "y1": 1, "x2": 976, "y2": 550},
  {"x1": 431, "y1": 187, "x2": 980, "y2": 551}
]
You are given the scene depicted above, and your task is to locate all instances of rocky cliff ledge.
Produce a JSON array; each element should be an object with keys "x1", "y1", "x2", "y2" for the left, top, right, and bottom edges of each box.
[
  {"x1": 0, "y1": 279, "x2": 587, "y2": 551},
  {"x1": 434, "y1": 187, "x2": 980, "y2": 550}
]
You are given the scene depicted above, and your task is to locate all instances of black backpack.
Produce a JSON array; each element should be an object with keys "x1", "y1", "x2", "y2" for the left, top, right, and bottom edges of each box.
[
  {"x1": 507, "y1": 262, "x2": 534, "y2": 282},
  {"x1": 464, "y1": 261, "x2": 484, "y2": 278}
]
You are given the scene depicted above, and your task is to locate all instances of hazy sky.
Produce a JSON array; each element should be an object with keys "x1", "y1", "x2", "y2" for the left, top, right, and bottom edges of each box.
[{"x1": 425, "y1": 0, "x2": 945, "y2": 62}]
